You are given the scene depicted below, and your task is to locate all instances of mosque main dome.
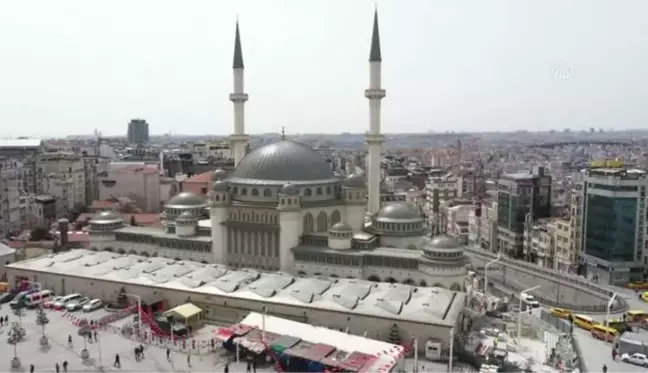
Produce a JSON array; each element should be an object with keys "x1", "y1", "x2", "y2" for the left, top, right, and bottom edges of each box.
[{"x1": 228, "y1": 140, "x2": 337, "y2": 184}]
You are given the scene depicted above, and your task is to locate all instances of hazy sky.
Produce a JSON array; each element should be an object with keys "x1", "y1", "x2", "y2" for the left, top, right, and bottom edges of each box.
[{"x1": 1, "y1": 0, "x2": 647, "y2": 137}]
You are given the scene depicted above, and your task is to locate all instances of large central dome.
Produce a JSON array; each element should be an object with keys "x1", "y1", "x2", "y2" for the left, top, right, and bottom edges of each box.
[{"x1": 228, "y1": 140, "x2": 336, "y2": 183}]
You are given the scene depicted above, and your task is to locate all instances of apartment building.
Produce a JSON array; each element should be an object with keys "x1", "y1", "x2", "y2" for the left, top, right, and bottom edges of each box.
[
  {"x1": 468, "y1": 200, "x2": 498, "y2": 251},
  {"x1": 41, "y1": 174, "x2": 76, "y2": 218},
  {"x1": 0, "y1": 158, "x2": 22, "y2": 237},
  {"x1": 496, "y1": 166, "x2": 552, "y2": 258},
  {"x1": 580, "y1": 167, "x2": 648, "y2": 285},
  {"x1": 523, "y1": 218, "x2": 554, "y2": 268},
  {"x1": 446, "y1": 204, "x2": 471, "y2": 244},
  {"x1": 39, "y1": 153, "x2": 86, "y2": 206},
  {"x1": 98, "y1": 164, "x2": 161, "y2": 213}
]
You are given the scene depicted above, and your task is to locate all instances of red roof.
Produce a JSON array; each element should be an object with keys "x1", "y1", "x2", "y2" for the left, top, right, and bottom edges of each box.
[{"x1": 184, "y1": 171, "x2": 212, "y2": 184}]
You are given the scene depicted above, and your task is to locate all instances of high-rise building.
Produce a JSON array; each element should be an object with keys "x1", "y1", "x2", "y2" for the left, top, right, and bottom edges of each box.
[
  {"x1": 496, "y1": 166, "x2": 552, "y2": 258},
  {"x1": 127, "y1": 119, "x2": 150, "y2": 145},
  {"x1": 580, "y1": 167, "x2": 648, "y2": 285}
]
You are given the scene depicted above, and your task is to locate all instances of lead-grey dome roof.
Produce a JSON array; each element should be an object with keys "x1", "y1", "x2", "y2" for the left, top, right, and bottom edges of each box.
[
  {"x1": 375, "y1": 203, "x2": 422, "y2": 222},
  {"x1": 166, "y1": 192, "x2": 208, "y2": 207},
  {"x1": 212, "y1": 180, "x2": 229, "y2": 192},
  {"x1": 329, "y1": 221, "x2": 353, "y2": 233},
  {"x1": 429, "y1": 235, "x2": 461, "y2": 249},
  {"x1": 343, "y1": 174, "x2": 366, "y2": 189},
  {"x1": 228, "y1": 140, "x2": 337, "y2": 184},
  {"x1": 176, "y1": 210, "x2": 196, "y2": 221},
  {"x1": 280, "y1": 183, "x2": 299, "y2": 196},
  {"x1": 211, "y1": 168, "x2": 227, "y2": 181},
  {"x1": 90, "y1": 211, "x2": 123, "y2": 223}
]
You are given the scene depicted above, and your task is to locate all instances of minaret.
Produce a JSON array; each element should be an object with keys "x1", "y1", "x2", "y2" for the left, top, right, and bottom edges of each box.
[
  {"x1": 229, "y1": 20, "x2": 249, "y2": 167},
  {"x1": 365, "y1": 9, "x2": 386, "y2": 215}
]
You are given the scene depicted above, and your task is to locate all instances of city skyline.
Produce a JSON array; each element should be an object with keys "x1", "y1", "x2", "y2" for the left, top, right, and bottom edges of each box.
[{"x1": 1, "y1": 0, "x2": 647, "y2": 137}]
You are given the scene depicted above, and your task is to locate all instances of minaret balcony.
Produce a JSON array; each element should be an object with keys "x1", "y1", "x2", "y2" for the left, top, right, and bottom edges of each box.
[
  {"x1": 229, "y1": 93, "x2": 249, "y2": 102},
  {"x1": 230, "y1": 134, "x2": 249, "y2": 142},
  {"x1": 365, "y1": 133, "x2": 385, "y2": 144},
  {"x1": 364, "y1": 88, "x2": 386, "y2": 99}
]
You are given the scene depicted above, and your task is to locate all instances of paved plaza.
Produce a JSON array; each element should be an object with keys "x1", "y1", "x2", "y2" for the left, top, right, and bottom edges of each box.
[{"x1": 0, "y1": 306, "x2": 270, "y2": 373}]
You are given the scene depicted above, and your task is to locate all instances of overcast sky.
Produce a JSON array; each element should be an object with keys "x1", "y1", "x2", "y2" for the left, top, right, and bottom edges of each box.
[{"x1": 1, "y1": 0, "x2": 646, "y2": 137}]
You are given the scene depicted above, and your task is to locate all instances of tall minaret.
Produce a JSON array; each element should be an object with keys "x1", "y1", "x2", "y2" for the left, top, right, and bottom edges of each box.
[
  {"x1": 229, "y1": 20, "x2": 249, "y2": 167},
  {"x1": 365, "y1": 9, "x2": 386, "y2": 215}
]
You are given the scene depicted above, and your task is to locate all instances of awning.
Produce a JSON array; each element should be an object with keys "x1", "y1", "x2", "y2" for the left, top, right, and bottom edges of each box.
[{"x1": 165, "y1": 303, "x2": 202, "y2": 320}]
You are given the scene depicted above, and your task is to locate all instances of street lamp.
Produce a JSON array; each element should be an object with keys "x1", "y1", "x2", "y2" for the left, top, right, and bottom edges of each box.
[
  {"x1": 604, "y1": 293, "x2": 618, "y2": 343},
  {"x1": 484, "y1": 253, "x2": 501, "y2": 296},
  {"x1": 123, "y1": 293, "x2": 142, "y2": 337},
  {"x1": 517, "y1": 285, "x2": 540, "y2": 341},
  {"x1": 448, "y1": 327, "x2": 455, "y2": 373}
]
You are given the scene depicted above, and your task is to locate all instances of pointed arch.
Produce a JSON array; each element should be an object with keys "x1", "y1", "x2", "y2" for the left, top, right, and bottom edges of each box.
[
  {"x1": 386, "y1": 277, "x2": 397, "y2": 284},
  {"x1": 317, "y1": 211, "x2": 328, "y2": 232},
  {"x1": 303, "y1": 212, "x2": 314, "y2": 234},
  {"x1": 432, "y1": 282, "x2": 446, "y2": 288},
  {"x1": 419, "y1": 280, "x2": 427, "y2": 287},
  {"x1": 330, "y1": 274, "x2": 339, "y2": 278},
  {"x1": 128, "y1": 249, "x2": 137, "y2": 255},
  {"x1": 201, "y1": 260, "x2": 208, "y2": 264},
  {"x1": 403, "y1": 279, "x2": 416, "y2": 285},
  {"x1": 368, "y1": 275, "x2": 381, "y2": 282},
  {"x1": 140, "y1": 251, "x2": 150, "y2": 257},
  {"x1": 104, "y1": 247, "x2": 113, "y2": 252},
  {"x1": 330, "y1": 210, "x2": 341, "y2": 226},
  {"x1": 117, "y1": 248, "x2": 126, "y2": 254},
  {"x1": 450, "y1": 283, "x2": 462, "y2": 291}
]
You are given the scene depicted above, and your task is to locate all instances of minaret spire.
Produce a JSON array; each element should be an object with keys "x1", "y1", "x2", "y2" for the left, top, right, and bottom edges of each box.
[
  {"x1": 365, "y1": 8, "x2": 386, "y2": 215},
  {"x1": 369, "y1": 8, "x2": 382, "y2": 62},
  {"x1": 229, "y1": 19, "x2": 249, "y2": 167},
  {"x1": 233, "y1": 20, "x2": 244, "y2": 69}
]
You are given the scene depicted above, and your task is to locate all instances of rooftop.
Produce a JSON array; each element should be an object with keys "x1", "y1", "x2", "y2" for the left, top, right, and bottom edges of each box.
[
  {"x1": 0, "y1": 139, "x2": 43, "y2": 149},
  {"x1": 9, "y1": 249, "x2": 464, "y2": 326}
]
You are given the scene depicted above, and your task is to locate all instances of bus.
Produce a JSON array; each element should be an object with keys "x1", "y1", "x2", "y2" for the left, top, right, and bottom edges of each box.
[
  {"x1": 591, "y1": 324, "x2": 617, "y2": 342},
  {"x1": 626, "y1": 310, "x2": 648, "y2": 322},
  {"x1": 573, "y1": 314, "x2": 595, "y2": 330}
]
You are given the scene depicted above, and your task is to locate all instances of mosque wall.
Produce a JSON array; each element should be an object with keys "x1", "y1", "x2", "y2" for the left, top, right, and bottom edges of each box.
[{"x1": 380, "y1": 235, "x2": 421, "y2": 249}]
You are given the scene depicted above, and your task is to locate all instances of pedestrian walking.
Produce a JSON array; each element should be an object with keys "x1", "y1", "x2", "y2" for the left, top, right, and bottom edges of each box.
[
  {"x1": 166, "y1": 347, "x2": 171, "y2": 361},
  {"x1": 93, "y1": 330, "x2": 98, "y2": 342},
  {"x1": 139, "y1": 344, "x2": 145, "y2": 359},
  {"x1": 253, "y1": 360, "x2": 257, "y2": 373},
  {"x1": 62, "y1": 360, "x2": 68, "y2": 373},
  {"x1": 114, "y1": 353, "x2": 121, "y2": 368},
  {"x1": 602, "y1": 364, "x2": 607, "y2": 373},
  {"x1": 246, "y1": 361, "x2": 251, "y2": 372},
  {"x1": 67, "y1": 334, "x2": 73, "y2": 348},
  {"x1": 224, "y1": 363, "x2": 229, "y2": 373},
  {"x1": 30, "y1": 364, "x2": 34, "y2": 373},
  {"x1": 134, "y1": 347, "x2": 140, "y2": 361},
  {"x1": 187, "y1": 354, "x2": 191, "y2": 368},
  {"x1": 55, "y1": 363, "x2": 60, "y2": 373}
]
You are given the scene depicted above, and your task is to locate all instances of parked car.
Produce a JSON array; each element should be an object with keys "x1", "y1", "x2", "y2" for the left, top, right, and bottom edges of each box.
[
  {"x1": 66, "y1": 297, "x2": 90, "y2": 312},
  {"x1": 621, "y1": 352, "x2": 648, "y2": 367},
  {"x1": 43, "y1": 296, "x2": 62, "y2": 309},
  {"x1": 9, "y1": 289, "x2": 38, "y2": 309},
  {"x1": 82, "y1": 299, "x2": 103, "y2": 312},
  {"x1": 550, "y1": 307, "x2": 571, "y2": 319},
  {"x1": 0, "y1": 292, "x2": 14, "y2": 304},
  {"x1": 54, "y1": 293, "x2": 82, "y2": 310}
]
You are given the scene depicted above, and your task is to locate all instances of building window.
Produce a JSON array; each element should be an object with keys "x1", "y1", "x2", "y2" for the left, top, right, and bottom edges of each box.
[
  {"x1": 251, "y1": 188, "x2": 259, "y2": 196},
  {"x1": 304, "y1": 188, "x2": 312, "y2": 197},
  {"x1": 316, "y1": 187, "x2": 322, "y2": 195},
  {"x1": 264, "y1": 189, "x2": 272, "y2": 197},
  {"x1": 241, "y1": 188, "x2": 248, "y2": 196}
]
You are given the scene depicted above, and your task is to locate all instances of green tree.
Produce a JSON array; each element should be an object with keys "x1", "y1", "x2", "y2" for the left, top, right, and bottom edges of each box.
[
  {"x1": 387, "y1": 323, "x2": 401, "y2": 345},
  {"x1": 35, "y1": 307, "x2": 50, "y2": 339}
]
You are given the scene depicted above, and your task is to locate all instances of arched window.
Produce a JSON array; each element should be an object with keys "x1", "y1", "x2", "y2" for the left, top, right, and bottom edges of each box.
[
  {"x1": 241, "y1": 188, "x2": 248, "y2": 196},
  {"x1": 419, "y1": 280, "x2": 427, "y2": 287},
  {"x1": 450, "y1": 283, "x2": 463, "y2": 291},
  {"x1": 117, "y1": 248, "x2": 126, "y2": 254},
  {"x1": 326, "y1": 186, "x2": 332, "y2": 194},
  {"x1": 368, "y1": 275, "x2": 381, "y2": 282},
  {"x1": 104, "y1": 247, "x2": 113, "y2": 252},
  {"x1": 403, "y1": 279, "x2": 416, "y2": 285},
  {"x1": 304, "y1": 188, "x2": 312, "y2": 196},
  {"x1": 302, "y1": 212, "x2": 314, "y2": 234},
  {"x1": 330, "y1": 210, "x2": 341, "y2": 226},
  {"x1": 316, "y1": 187, "x2": 322, "y2": 195},
  {"x1": 317, "y1": 211, "x2": 328, "y2": 232},
  {"x1": 140, "y1": 251, "x2": 150, "y2": 257},
  {"x1": 263, "y1": 189, "x2": 272, "y2": 197},
  {"x1": 251, "y1": 188, "x2": 259, "y2": 196}
]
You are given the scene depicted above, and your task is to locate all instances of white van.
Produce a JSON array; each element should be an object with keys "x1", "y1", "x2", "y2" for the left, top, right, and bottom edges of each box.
[
  {"x1": 24, "y1": 290, "x2": 53, "y2": 308},
  {"x1": 54, "y1": 293, "x2": 82, "y2": 309}
]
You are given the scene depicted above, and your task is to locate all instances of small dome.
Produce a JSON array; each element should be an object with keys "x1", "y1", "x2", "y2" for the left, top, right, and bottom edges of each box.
[
  {"x1": 329, "y1": 221, "x2": 352, "y2": 233},
  {"x1": 176, "y1": 210, "x2": 195, "y2": 221},
  {"x1": 167, "y1": 192, "x2": 208, "y2": 207},
  {"x1": 58, "y1": 218, "x2": 69, "y2": 224},
  {"x1": 429, "y1": 235, "x2": 461, "y2": 249},
  {"x1": 211, "y1": 180, "x2": 229, "y2": 192},
  {"x1": 211, "y1": 168, "x2": 227, "y2": 181},
  {"x1": 343, "y1": 174, "x2": 366, "y2": 189},
  {"x1": 376, "y1": 203, "x2": 422, "y2": 221},
  {"x1": 280, "y1": 183, "x2": 299, "y2": 196},
  {"x1": 91, "y1": 211, "x2": 122, "y2": 223}
]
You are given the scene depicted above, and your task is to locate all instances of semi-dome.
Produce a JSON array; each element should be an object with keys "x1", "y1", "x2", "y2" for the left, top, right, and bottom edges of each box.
[
  {"x1": 375, "y1": 203, "x2": 422, "y2": 222},
  {"x1": 343, "y1": 173, "x2": 366, "y2": 189},
  {"x1": 211, "y1": 168, "x2": 227, "y2": 181},
  {"x1": 212, "y1": 180, "x2": 229, "y2": 192},
  {"x1": 167, "y1": 192, "x2": 208, "y2": 207},
  {"x1": 429, "y1": 235, "x2": 461, "y2": 249},
  {"x1": 280, "y1": 183, "x2": 299, "y2": 196},
  {"x1": 90, "y1": 211, "x2": 123, "y2": 223},
  {"x1": 329, "y1": 221, "x2": 353, "y2": 233},
  {"x1": 229, "y1": 140, "x2": 337, "y2": 184}
]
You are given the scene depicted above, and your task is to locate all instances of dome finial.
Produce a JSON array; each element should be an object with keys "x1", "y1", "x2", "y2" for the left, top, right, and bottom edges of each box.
[{"x1": 281, "y1": 126, "x2": 286, "y2": 140}]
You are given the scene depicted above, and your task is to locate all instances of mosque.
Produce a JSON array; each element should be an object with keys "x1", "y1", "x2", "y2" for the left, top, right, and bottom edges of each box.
[{"x1": 87, "y1": 11, "x2": 469, "y2": 290}]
